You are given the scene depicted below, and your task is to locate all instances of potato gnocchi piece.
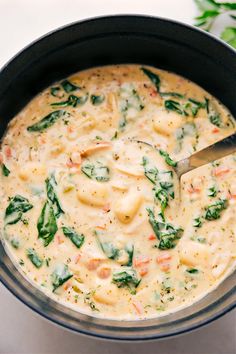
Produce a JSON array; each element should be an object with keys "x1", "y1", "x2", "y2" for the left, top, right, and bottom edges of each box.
[
  {"x1": 153, "y1": 110, "x2": 182, "y2": 136},
  {"x1": 114, "y1": 192, "x2": 143, "y2": 224},
  {"x1": 93, "y1": 284, "x2": 119, "y2": 305},
  {"x1": 179, "y1": 242, "x2": 209, "y2": 267},
  {"x1": 77, "y1": 181, "x2": 109, "y2": 207}
]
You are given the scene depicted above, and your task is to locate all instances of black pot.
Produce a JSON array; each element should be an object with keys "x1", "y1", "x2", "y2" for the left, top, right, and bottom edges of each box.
[{"x1": 0, "y1": 15, "x2": 235, "y2": 341}]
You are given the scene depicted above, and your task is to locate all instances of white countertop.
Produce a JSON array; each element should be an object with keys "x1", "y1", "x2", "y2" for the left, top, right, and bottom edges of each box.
[{"x1": 0, "y1": 1, "x2": 235, "y2": 353}]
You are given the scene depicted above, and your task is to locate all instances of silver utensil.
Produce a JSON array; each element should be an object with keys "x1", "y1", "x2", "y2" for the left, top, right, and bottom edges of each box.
[{"x1": 135, "y1": 132, "x2": 236, "y2": 178}]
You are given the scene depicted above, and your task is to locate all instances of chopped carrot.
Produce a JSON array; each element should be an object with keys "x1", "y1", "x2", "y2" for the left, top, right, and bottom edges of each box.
[
  {"x1": 80, "y1": 142, "x2": 111, "y2": 157},
  {"x1": 57, "y1": 235, "x2": 64, "y2": 244},
  {"x1": 87, "y1": 258, "x2": 102, "y2": 271},
  {"x1": 160, "y1": 263, "x2": 171, "y2": 272},
  {"x1": 102, "y1": 203, "x2": 111, "y2": 213},
  {"x1": 74, "y1": 253, "x2": 81, "y2": 264},
  {"x1": 67, "y1": 126, "x2": 74, "y2": 133},
  {"x1": 39, "y1": 137, "x2": 46, "y2": 144},
  {"x1": 64, "y1": 281, "x2": 72, "y2": 291},
  {"x1": 156, "y1": 253, "x2": 171, "y2": 264},
  {"x1": 134, "y1": 255, "x2": 150, "y2": 267},
  {"x1": 213, "y1": 167, "x2": 230, "y2": 177},
  {"x1": 95, "y1": 225, "x2": 107, "y2": 230},
  {"x1": 150, "y1": 88, "x2": 158, "y2": 97},
  {"x1": 139, "y1": 267, "x2": 149, "y2": 276},
  {"x1": 132, "y1": 301, "x2": 143, "y2": 315},
  {"x1": 97, "y1": 267, "x2": 111, "y2": 279},
  {"x1": 148, "y1": 234, "x2": 156, "y2": 241},
  {"x1": 212, "y1": 127, "x2": 220, "y2": 133},
  {"x1": 4, "y1": 146, "x2": 12, "y2": 159},
  {"x1": 187, "y1": 185, "x2": 201, "y2": 194}
]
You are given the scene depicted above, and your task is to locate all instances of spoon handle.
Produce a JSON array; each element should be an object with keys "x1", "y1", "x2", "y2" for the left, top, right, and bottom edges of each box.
[{"x1": 176, "y1": 133, "x2": 236, "y2": 178}]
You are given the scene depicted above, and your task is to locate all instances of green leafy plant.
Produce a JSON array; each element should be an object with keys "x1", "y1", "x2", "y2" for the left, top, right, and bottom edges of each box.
[{"x1": 194, "y1": 0, "x2": 236, "y2": 48}]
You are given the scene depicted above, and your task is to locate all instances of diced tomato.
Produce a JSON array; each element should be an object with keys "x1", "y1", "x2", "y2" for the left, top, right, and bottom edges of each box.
[
  {"x1": 64, "y1": 281, "x2": 72, "y2": 291},
  {"x1": 150, "y1": 89, "x2": 158, "y2": 97},
  {"x1": 160, "y1": 263, "x2": 171, "y2": 272},
  {"x1": 97, "y1": 267, "x2": 111, "y2": 279},
  {"x1": 134, "y1": 255, "x2": 150, "y2": 267},
  {"x1": 213, "y1": 167, "x2": 230, "y2": 177}
]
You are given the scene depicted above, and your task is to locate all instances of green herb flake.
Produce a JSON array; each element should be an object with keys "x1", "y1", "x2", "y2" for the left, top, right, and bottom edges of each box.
[
  {"x1": 193, "y1": 217, "x2": 202, "y2": 228},
  {"x1": 27, "y1": 248, "x2": 43, "y2": 268},
  {"x1": 10, "y1": 238, "x2": 20, "y2": 249},
  {"x1": 208, "y1": 186, "x2": 218, "y2": 197},
  {"x1": 186, "y1": 268, "x2": 199, "y2": 274},
  {"x1": 62, "y1": 226, "x2": 85, "y2": 248}
]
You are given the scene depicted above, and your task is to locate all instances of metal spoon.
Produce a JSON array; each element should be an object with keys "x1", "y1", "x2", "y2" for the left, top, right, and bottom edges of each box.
[{"x1": 135, "y1": 132, "x2": 236, "y2": 178}]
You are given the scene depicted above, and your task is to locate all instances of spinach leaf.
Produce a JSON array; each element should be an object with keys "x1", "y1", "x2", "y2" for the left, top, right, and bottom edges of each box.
[
  {"x1": 27, "y1": 248, "x2": 43, "y2": 268},
  {"x1": 165, "y1": 100, "x2": 185, "y2": 115},
  {"x1": 209, "y1": 113, "x2": 222, "y2": 127},
  {"x1": 160, "y1": 92, "x2": 184, "y2": 98},
  {"x1": 141, "y1": 67, "x2": 161, "y2": 92},
  {"x1": 10, "y1": 238, "x2": 20, "y2": 249},
  {"x1": 61, "y1": 79, "x2": 80, "y2": 93},
  {"x1": 51, "y1": 94, "x2": 88, "y2": 108},
  {"x1": 81, "y1": 161, "x2": 110, "y2": 182},
  {"x1": 125, "y1": 244, "x2": 134, "y2": 267},
  {"x1": 112, "y1": 268, "x2": 141, "y2": 294},
  {"x1": 221, "y1": 27, "x2": 236, "y2": 48},
  {"x1": 62, "y1": 226, "x2": 85, "y2": 248},
  {"x1": 90, "y1": 94, "x2": 105, "y2": 105},
  {"x1": 2, "y1": 163, "x2": 10, "y2": 176},
  {"x1": 5, "y1": 195, "x2": 33, "y2": 225},
  {"x1": 100, "y1": 242, "x2": 119, "y2": 259},
  {"x1": 27, "y1": 110, "x2": 68, "y2": 132},
  {"x1": 46, "y1": 174, "x2": 64, "y2": 218},
  {"x1": 142, "y1": 157, "x2": 159, "y2": 184},
  {"x1": 37, "y1": 201, "x2": 58, "y2": 246},
  {"x1": 204, "y1": 198, "x2": 228, "y2": 220},
  {"x1": 193, "y1": 217, "x2": 202, "y2": 228},
  {"x1": 154, "y1": 188, "x2": 169, "y2": 215},
  {"x1": 50, "y1": 86, "x2": 62, "y2": 97},
  {"x1": 51, "y1": 264, "x2": 73, "y2": 292},
  {"x1": 208, "y1": 186, "x2": 218, "y2": 197},
  {"x1": 147, "y1": 208, "x2": 183, "y2": 249},
  {"x1": 159, "y1": 150, "x2": 177, "y2": 167}
]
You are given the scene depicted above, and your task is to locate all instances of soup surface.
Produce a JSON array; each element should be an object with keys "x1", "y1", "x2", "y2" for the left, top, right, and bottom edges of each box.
[{"x1": 1, "y1": 65, "x2": 236, "y2": 320}]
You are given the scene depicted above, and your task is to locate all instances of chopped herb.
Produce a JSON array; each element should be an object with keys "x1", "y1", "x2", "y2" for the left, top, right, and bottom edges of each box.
[
  {"x1": 141, "y1": 67, "x2": 161, "y2": 92},
  {"x1": 208, "y1": 186, "x2": 218, "y2": 197},
  {"x1": 159, "y1": 150, "x2": 177, "y2": 167},
  {"x1": 125, "y1": 244, "x2": 134, "y2": 267},
  {"x1": 95, "y1": 135, "x2": 102, "y2": 140},
  {"x1": 81, "y1": 161, "x2": 110, "y2": 182},
  {"x1": 90, "y1": 94, "x2": 105, "y2": 105},
  {"x1": 46, "y1": 174, "x2": 64, "y2": 218},
  {"x1": 142, "y1": 157, "x2": 159, "y2": 184},
  {"x1": 19, "y1": 259, "x2": 24, "y2": 266},
  {"x1": 193, "y1": 217, "x2": 202, "y2": 228},
  {"x1": 27, "y1": 248, "x2": 43, "y2": 268},
  {"x1": 27, "y1": 110, "x2": 68, "y2": 132},
  {"x1": 5, "y1": 195, "x2": 33, "y2": 225},
  {"x1": 51, "y1": 94, "x2": 88, "y2": 108},
  {"x1": 37, "y1": 201, "x2": 58, "y2": 247},
  {"x1": 62, "y1": 226, "x2": 85, "y2": 248},
  {"x1": 205, "y1": 198, "x2": 228, "y2": 220},
  {"x1": 84, "y1": 292, "x2": 99, "y2": 311},
  {"x1": 51, "y1": 264, "x2": 73, "y2": 292},
  {"x1": 46, "y1": 258, "x2": 51, "y2": 267},
  {"x1": 190, "y1": 235, "x2": 206, "y2": 244},
  {"x1": 186, "y1": 268, "x2": 199, "y2": 274},
  {"x1": 112, "y1": 268, "x2": 141, "y2": 294},
  {"x1": 61, "y1": 79, "x2": 80, "y2": 93},
  {"x1": 111, "y1": 131, "x2": 118, "y2": 140},
  {"x1": 209, "y1": 113, "x2": 222, "y2": 127},
  {"x1": 160, "y1": 92, "x2": 184, "y2": 98},
  {"x1": 2, "y1": 163, "x2": 10, "y2": 176}
]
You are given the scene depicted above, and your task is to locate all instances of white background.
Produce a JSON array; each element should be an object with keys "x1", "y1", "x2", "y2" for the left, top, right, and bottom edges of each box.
[{"x1": 0, "y1": 1, "x2": 235, "y2": 353}]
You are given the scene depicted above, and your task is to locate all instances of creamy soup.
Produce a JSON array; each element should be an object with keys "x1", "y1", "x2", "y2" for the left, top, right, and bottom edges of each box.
[{"x1": 1, "y1": 65, "x2": 236, "y2": 320}]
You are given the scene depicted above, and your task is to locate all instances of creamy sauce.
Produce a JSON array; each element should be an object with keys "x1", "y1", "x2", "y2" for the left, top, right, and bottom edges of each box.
[{"x1": 0, "y1": 65, "x2": 236, "y2": 320}]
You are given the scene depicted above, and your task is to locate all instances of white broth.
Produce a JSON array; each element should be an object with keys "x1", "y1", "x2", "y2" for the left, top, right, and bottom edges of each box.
[{"x1": 0, "y1": 65, "x2": 236, "y2": 320}]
